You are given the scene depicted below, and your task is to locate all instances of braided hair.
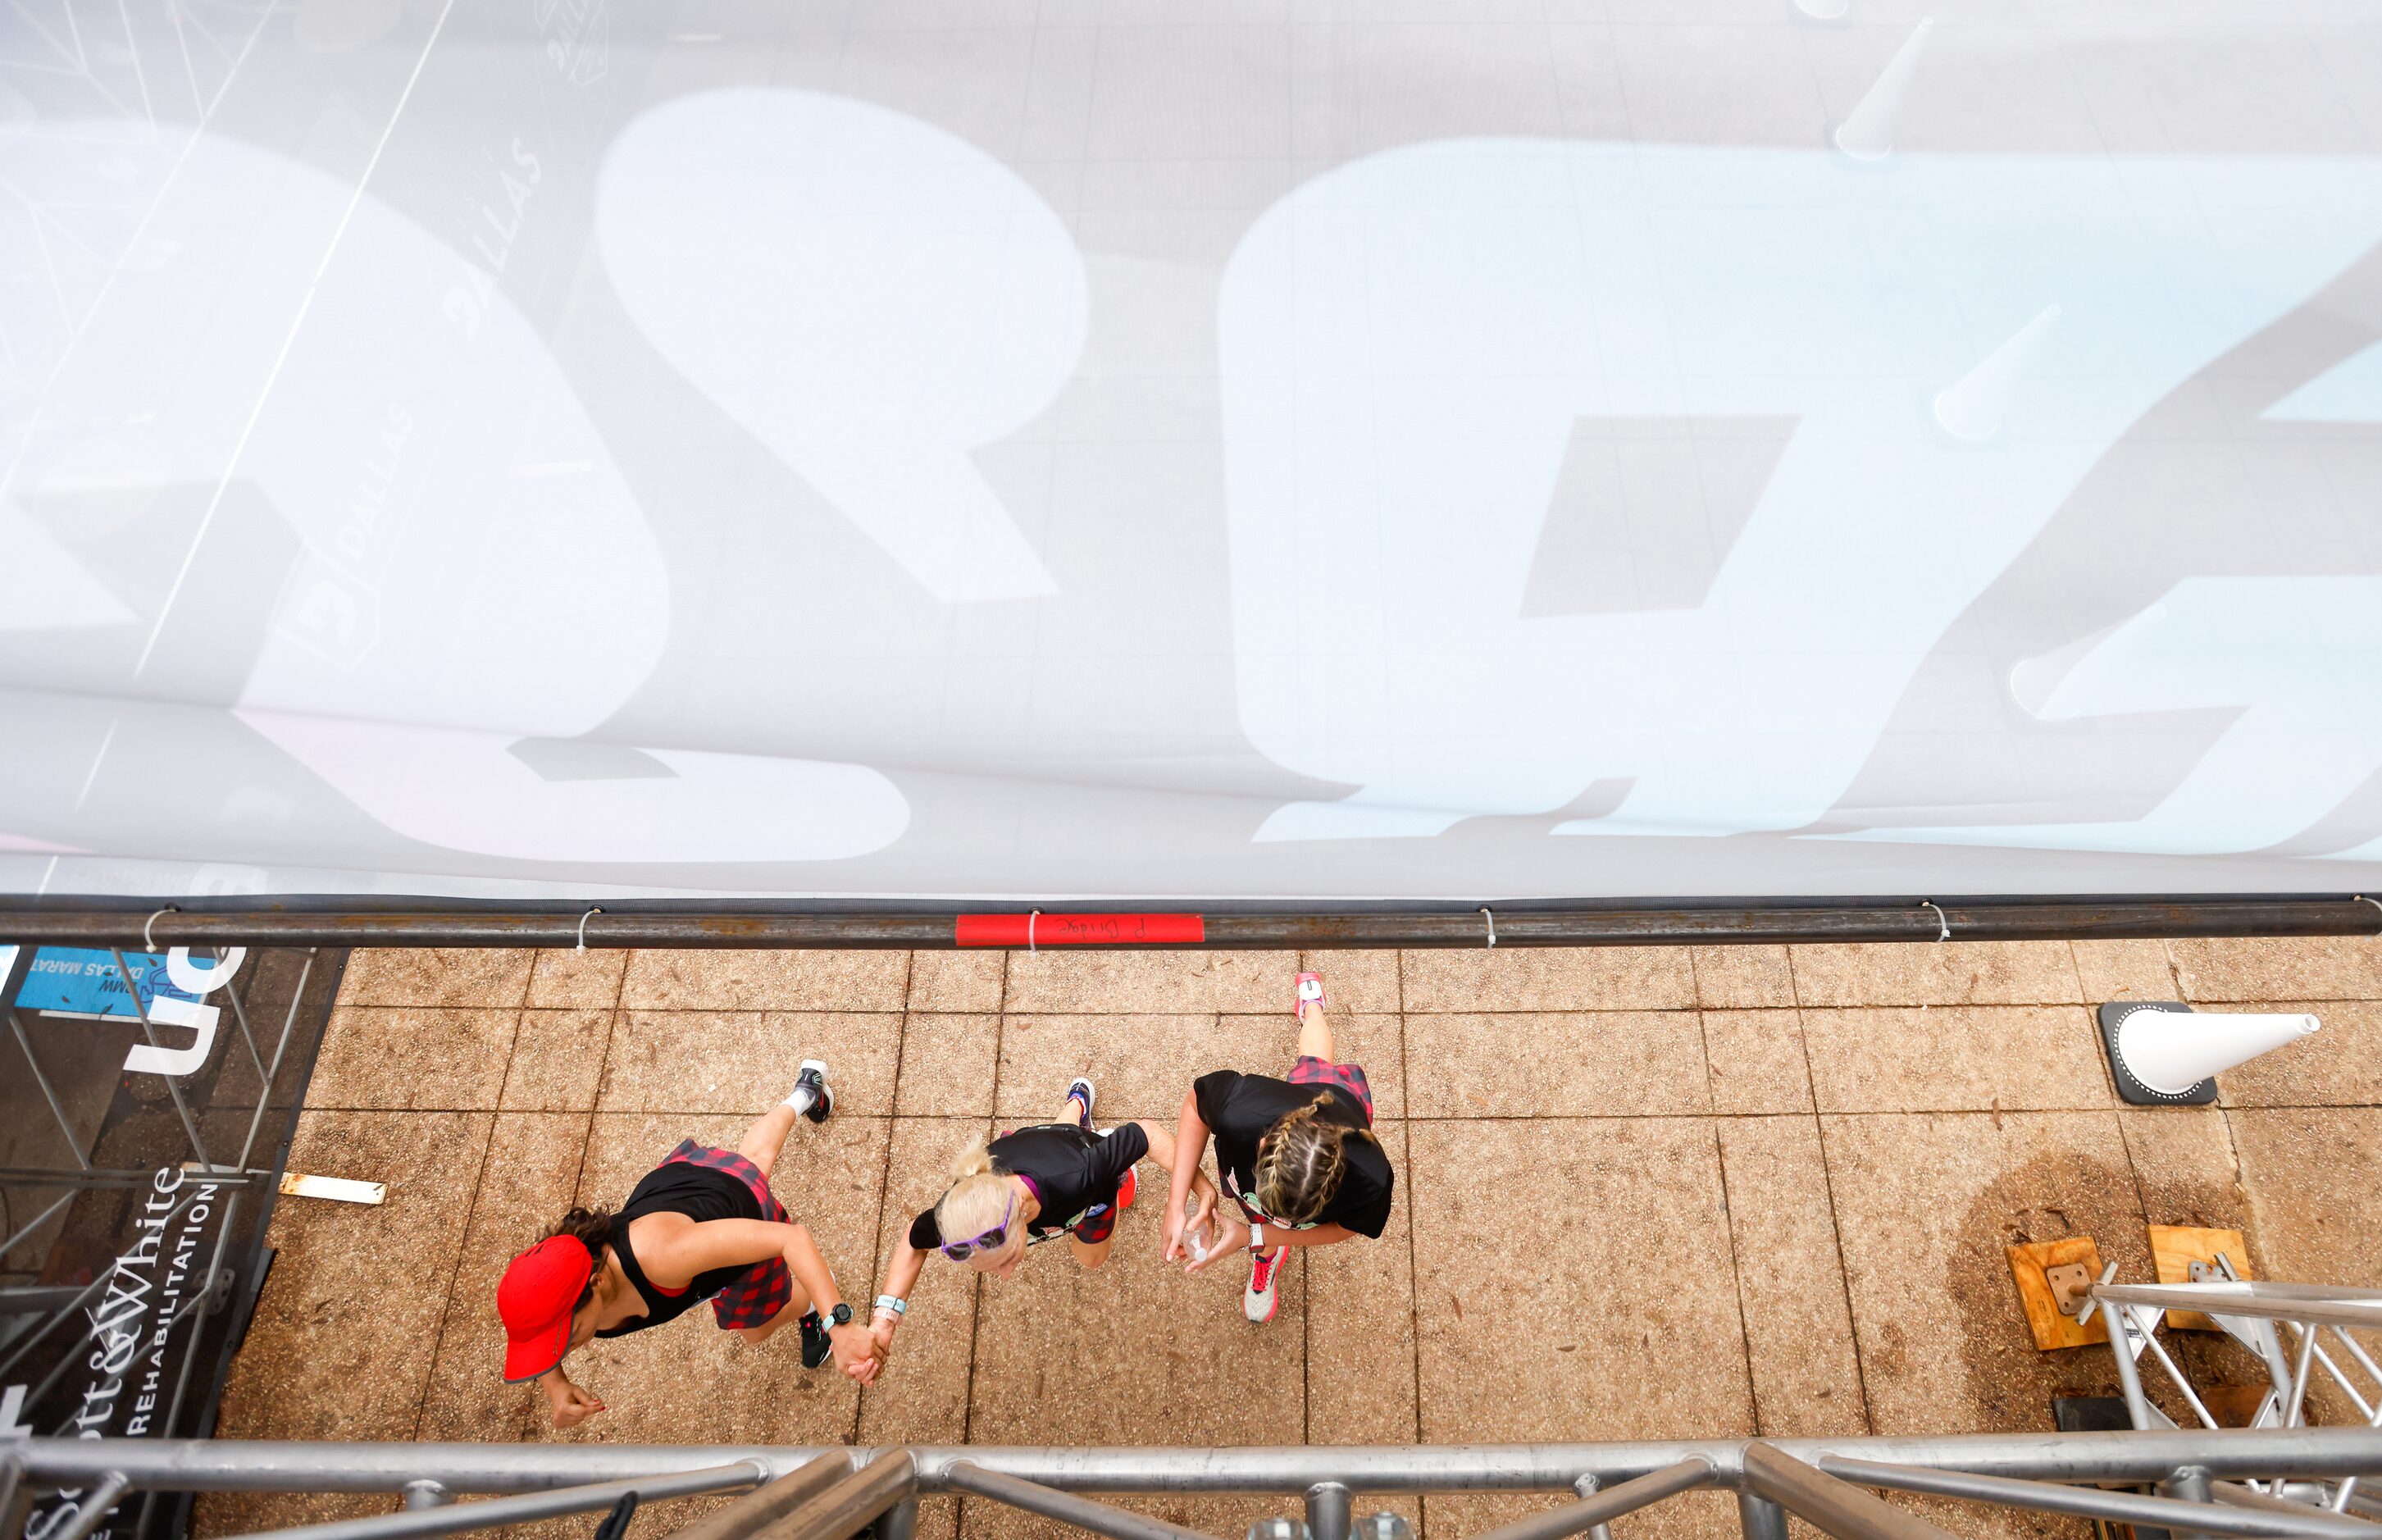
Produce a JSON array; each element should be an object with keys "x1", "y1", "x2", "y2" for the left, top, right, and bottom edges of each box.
[{"x1": 1252, "y1": 1100, "x2": 1373, "y2": 1224}]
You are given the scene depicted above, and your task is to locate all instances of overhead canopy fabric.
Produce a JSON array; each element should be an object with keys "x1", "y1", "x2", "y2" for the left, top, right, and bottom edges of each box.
[{"x1": 2, "y1": 4, "x2": 2379, "y2": 900}]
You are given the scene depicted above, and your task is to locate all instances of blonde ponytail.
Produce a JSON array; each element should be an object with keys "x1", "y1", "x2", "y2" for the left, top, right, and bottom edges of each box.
[{"x1": 933, "y1": 1141, "x2": 1013, "y2": 1247}]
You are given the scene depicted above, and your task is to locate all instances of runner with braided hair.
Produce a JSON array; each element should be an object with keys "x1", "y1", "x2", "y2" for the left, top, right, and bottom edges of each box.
[{"x1": 1162, "y1": 972, "x2": 1396, "y2": 1324}]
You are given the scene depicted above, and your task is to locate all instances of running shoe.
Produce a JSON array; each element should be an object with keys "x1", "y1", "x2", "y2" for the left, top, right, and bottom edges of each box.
[
  {"x1": 1066, "y1": 1077, "x2": 1096, "y2": 1129},
  {"x1": 798, "y1": 1310, "x2": 831, "y2": 1369},
  {"x1": 1244, "y1": 1246, "x2": 1283, "y2": 1324},
  {"x1": 794, "y1": 1060, "x2": 834, "y2": 1124},
  {"x1": 1293, "y1": 972, "x2": 1328, "y2": 1023}
]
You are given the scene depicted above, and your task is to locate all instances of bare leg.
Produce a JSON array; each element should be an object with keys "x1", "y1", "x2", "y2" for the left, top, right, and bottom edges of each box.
[
  {"x1": 1057, "y1": 1086, "x2": 1113, "y2": 1269},
  {"x1": 1297, "y1": 986, "x2": 1333, "y2": 1063},
  {"x1": 736, "y1": 1104, "x2": 801, "y2": 1182}
]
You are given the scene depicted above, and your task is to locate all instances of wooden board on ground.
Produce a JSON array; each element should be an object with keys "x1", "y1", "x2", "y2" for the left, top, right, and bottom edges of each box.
[
  {"x1": 2008, "y1": 1237, "x2": 2111, "y2": 1350},
  {"x1": 2149, "y1": 1225, "x2": 2252, "y2": 1332}
]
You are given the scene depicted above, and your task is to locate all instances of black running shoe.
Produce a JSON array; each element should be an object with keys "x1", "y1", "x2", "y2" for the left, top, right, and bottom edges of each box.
[
  {"x1": 795, "y1": 1059, "x2": 833, "y2": 1124},
  {"x1": 798, "y1": 1310, "x2": 830, "y2": 1369},
  {"x1": 1066, "y1": 1077, "x2": 1096, "y2": 1128}
]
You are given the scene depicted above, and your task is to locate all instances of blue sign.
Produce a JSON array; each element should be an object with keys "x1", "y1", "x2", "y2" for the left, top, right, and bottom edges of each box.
[{"x1": 15, "y1": 948, "x2": 203, "y2": 1019}]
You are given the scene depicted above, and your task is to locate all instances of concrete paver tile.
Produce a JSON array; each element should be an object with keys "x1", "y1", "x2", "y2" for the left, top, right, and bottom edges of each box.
[
  {"x1": 1717, "y1": 1118, "x2": 1868, "y2": 1437},
  {"x1": 1305, "y1": 1121, "x2": 1417, "y2": 1447},
  {"x1": 417, "y1": 1112, "x2": 594, "y2": 1442},
  {"x1": 2229, "y1": 1108, "x2": 2382, "y2": 1288},
  {"x1": 1820, "y1": 1110, "x2": 2151, "y2": 1436},
  {"x1": 1403, "y1": 1012, "x2": 1706, "y2": 1117},
  {"x1": 1301, "y1": 950, "x2": 1402, "y2": 1012},
  {"x1": 305, "y1": 1007, "x2": 517, "y2": 1110},
  {"x1": 338, "y1": 948, "x2": 534, "y2": 1008},
  {"x1": 963, "y1": 1497, "x2": 1298, "y2": 1540},
  {"x1": 995, "y1": 1013, "x2": 1241, "y2": 1123},
  {"x1": 2116, "y1": 1108, "x2": 2248, "y2": 1234},
  {"x1": 620, "y1": 950, "x2": 909, "y2": 1011},
  {"x1": 2070, "y1": 941, "x2": 2175, "y2": 1005},
  {"x1": 204, "y1": 1109, "x2": 494, "y2": 1533},
  {"x1": 527, "y1": 950, "x2": 628, "y2": 1009},
  {"x1": 1002, "y1": 950, "x2": 1288, "y2": 1013},
  {"x1": 598, "y1": 1010, "x2": 900, "y2": 1116},
  {"x1": 1410, "y1": 1119, "x2": 1753, "y2": 1440},
  {"x1": 553, "y1": 1111, "x2": 890, "y2": 1446},
  {"x1": 2215, "y1": 1000, "x2": 2382, "y2": 1107},
  {"x1": 1801, "y1": 1007, "x2": 2113, "y2": 1113},
  {"x1": 898, "y1": 1014, "x2": 1001, "y2": 1117},
  {"x1": 860, "y1": 1119, "x2": 993, "y2": 1447},
  {"x1": 1399, "y1": 947, "x2": 1696, "y2": 1012},
  {"x1": 502, "y1": 1009, "x2": 611, "y2": 1111},
  {"x1": 1788, "y1": 942, "x2": 2082, "y2": 1007},
  {"x1": 1694, "y1": 945, "x2": 1797, "y2": 1009},
  {"x1": 909, "y1": 951, "x2": 1004, "y2": 1012},
  {"x1": 2168, "y1": 937, "x2": 2382, "y2": 1003},
  {"x1": 1702, "y1": 1010, "x2": 1813, "y2": 1115},
  {"x1": 1427, "y1": 1488, "x2": 1739, "y2": 1540}
]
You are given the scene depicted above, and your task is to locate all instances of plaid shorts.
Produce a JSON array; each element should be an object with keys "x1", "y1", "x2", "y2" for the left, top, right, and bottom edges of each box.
[
  {"x1": 1289, "y1": 1057, "x2": 1374, "y2": 1122},
  {"x1": 658, "y1": 1141, "x2": 794, "y2": 1330}
]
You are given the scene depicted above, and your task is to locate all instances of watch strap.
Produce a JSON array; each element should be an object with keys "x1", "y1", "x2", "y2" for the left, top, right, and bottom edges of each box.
[{"x1": 873, "y1": 1294, "x2": 907, "y2": 1317}]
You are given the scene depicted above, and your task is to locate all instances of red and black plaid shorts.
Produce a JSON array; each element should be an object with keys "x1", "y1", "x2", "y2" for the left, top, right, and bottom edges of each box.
[
  {"x1": 1289, "y1": 1057, "x2": 1374, "y2": 1122},
  {"x1": 658, "y1": 1141, "x2": 794, "y2": 1330}
]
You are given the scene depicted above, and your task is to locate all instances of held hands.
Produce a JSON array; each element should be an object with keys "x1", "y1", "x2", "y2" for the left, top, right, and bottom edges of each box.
[
  {"x1": 829, "y1": 1320, "x2": 883, "y2": 1385},
  {"x1": 1183, "y1": 1217, "x2": 1248, "y2": 1274},
  {"x1": 1161, "y1": 1182, "x2": 1220, "y2": 1264},
  {"x1": 544, "y1": 1373, "x2": 607, "y2": 1429}
]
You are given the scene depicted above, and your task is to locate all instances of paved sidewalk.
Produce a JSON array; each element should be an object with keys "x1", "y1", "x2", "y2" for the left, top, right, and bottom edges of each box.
[{"x1": 201, "y1": 940, "x2": 2382, "y2": 1540}]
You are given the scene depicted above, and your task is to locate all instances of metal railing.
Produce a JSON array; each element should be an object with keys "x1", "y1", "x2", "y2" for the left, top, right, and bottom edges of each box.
[
  {"x1": 6, "y1": 894, "x2": 2382, "y2": 950},
  {"x1": 7, "y1": 1428, "x2": 2382, "y2": 1540}
]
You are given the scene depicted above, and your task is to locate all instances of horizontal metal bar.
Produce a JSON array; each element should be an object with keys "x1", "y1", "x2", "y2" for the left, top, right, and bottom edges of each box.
[
  {"x1": 20, "y1": 1432, "x2": 2382, "y2": 1497},
  {"x1": 750, "y1": 1451, "x2": 912, "y2": 1540},
  {"x1": 1467, "y1": 1458, "x2": 1716, "y2": 1540},
  {"x1": 1742, "y1": 1443, "x2": 1958, "y2": 1540},
  {"x1": 945, "y1": 1461, "x2": 1215, "y2": 1540},
  {"x1": 2094, "y1": 1285, "x2": 2382, "y2": 1334},
  {"x1": 0, "y1": 1166, "x2": 258, "y2": 1190},
  {"x1": 2220, "y1": 1484, "x2": 2382, "y2": 1525},
  {"x1": 4, "y1": 895, "x2": 2380, "y2": 950},
  {"x1": 212, "y1": 1463, "x2": 768, "y2": 1540},
  {"x1": 1821, "y1": 1456, "x2": 2382, "y2": 1538},
  {"x1": 658, "y1": 1451, "x2": 855, "y2": 1540}
]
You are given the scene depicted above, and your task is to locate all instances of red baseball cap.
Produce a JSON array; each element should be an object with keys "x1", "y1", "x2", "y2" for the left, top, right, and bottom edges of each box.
[{"x1": 499, "y1": 1236, "x2": 595, "y2": 1383}]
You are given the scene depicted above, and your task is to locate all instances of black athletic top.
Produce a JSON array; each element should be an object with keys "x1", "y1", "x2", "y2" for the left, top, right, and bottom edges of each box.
[
  {"x1": 908, "y1": 1123, "x2": 1149, "y2": 1249},
  {"x1": 1193, "y1": 1071, "x2": 1394, "y2": 1239},
  {"x1": 597, "y1": 1161, "x2": 763, "y2": 1337}
]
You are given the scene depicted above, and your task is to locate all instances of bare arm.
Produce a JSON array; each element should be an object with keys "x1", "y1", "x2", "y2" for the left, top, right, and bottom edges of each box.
[
  {"x1": 871, "y1": 1228, "x2": 929, "y2": 1352},
  {"x1": 1161, "y1": 1088, "x2": 1216, "y2": 1262}
]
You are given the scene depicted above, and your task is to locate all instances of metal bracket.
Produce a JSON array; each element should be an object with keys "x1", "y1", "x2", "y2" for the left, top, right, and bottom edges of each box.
[{"x1": 2047, "y1": 1264, "x2": 2094, "y2": 1318}]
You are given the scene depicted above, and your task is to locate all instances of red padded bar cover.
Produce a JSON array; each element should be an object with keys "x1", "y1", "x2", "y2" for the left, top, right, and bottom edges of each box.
[{"x1": 954, "y1": 913, "x2": 1206, "y2": 946}]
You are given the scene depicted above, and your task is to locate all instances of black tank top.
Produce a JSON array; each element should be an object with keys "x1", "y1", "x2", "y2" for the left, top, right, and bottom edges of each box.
[{"x1": 594, "y1": 1161, "x2": 764, "y2": 1337}]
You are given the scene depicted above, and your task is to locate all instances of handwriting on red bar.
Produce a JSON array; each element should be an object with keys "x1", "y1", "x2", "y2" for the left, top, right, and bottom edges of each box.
[{"x1": 954, "y1": 914, "x2": 1206, "y2": 946}]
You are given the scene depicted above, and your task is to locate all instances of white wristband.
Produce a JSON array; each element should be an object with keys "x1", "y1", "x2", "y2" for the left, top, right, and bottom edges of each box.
[
  {"x1": 1248, "y1": 1222, "x2": 1264, "y2": 1253},
  {"x1": 873, "y1": 1294, "x2": 906, "y2": 1318}
]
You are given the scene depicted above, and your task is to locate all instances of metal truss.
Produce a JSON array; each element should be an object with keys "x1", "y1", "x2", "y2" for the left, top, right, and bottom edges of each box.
[{"x1": 7, "y1": 1428, "x2": 2382, "y2": 1540}]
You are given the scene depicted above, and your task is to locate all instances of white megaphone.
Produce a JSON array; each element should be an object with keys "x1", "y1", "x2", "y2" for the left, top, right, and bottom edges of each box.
[{"x1": 2102, "y1": 1003, "x2": 2319, "y2": 1104}]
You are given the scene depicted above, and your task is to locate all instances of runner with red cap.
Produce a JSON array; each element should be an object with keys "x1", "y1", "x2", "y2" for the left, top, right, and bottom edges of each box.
[{"x1": 497, "y1": 1059, "x2": 878, "y2": 1427}]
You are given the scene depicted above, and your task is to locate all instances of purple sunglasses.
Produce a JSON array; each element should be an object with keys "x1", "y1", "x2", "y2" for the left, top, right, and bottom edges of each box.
[{"x1": 939, "y1": 1191, "x2": 1018, "y2": 1261}]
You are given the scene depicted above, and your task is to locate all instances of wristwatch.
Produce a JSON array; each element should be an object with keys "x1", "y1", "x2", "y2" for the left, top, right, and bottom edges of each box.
[
  {"x1": 827, "y1": 1302, "x2": 852, "y2": 1327},
  {"x1": 1247, "y1": 1222, "x2": 1266, "y2": 1254},
  {"x1": 873, "y1": 1295, "x2": 908, "y2": 1317}
]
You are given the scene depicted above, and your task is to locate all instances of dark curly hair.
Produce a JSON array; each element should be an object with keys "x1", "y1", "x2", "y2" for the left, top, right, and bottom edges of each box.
[{"x1": 543, "y1": 1206, "x2": 613, "y2": 1313}]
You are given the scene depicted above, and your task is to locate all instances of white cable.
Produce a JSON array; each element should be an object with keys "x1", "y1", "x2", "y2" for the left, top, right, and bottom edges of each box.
[
  {"x1": 1028, "y1": 909, "x2": 1039, "y2": 954},
  {"x1": 1480, "y1": 906, "x2": 1496, "y2": 948},
  {"x1": 2356, "y1": 895, "x2": 2382, "y2": 932},
  {"x1": 576, "y1": 907, "x2": 603, "y2": 954},
  {"x1": 1920, "y1": 900, "x2": 1950, "y2": 942},
  {"x1": 143, "y1": 907, "x2": 177, "y2": 951}
]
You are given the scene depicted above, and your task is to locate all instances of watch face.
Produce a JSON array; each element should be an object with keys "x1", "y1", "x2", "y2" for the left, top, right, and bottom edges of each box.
[{"x1": 830, "y1": 1303, "x2": 852, "y2": 1326}]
